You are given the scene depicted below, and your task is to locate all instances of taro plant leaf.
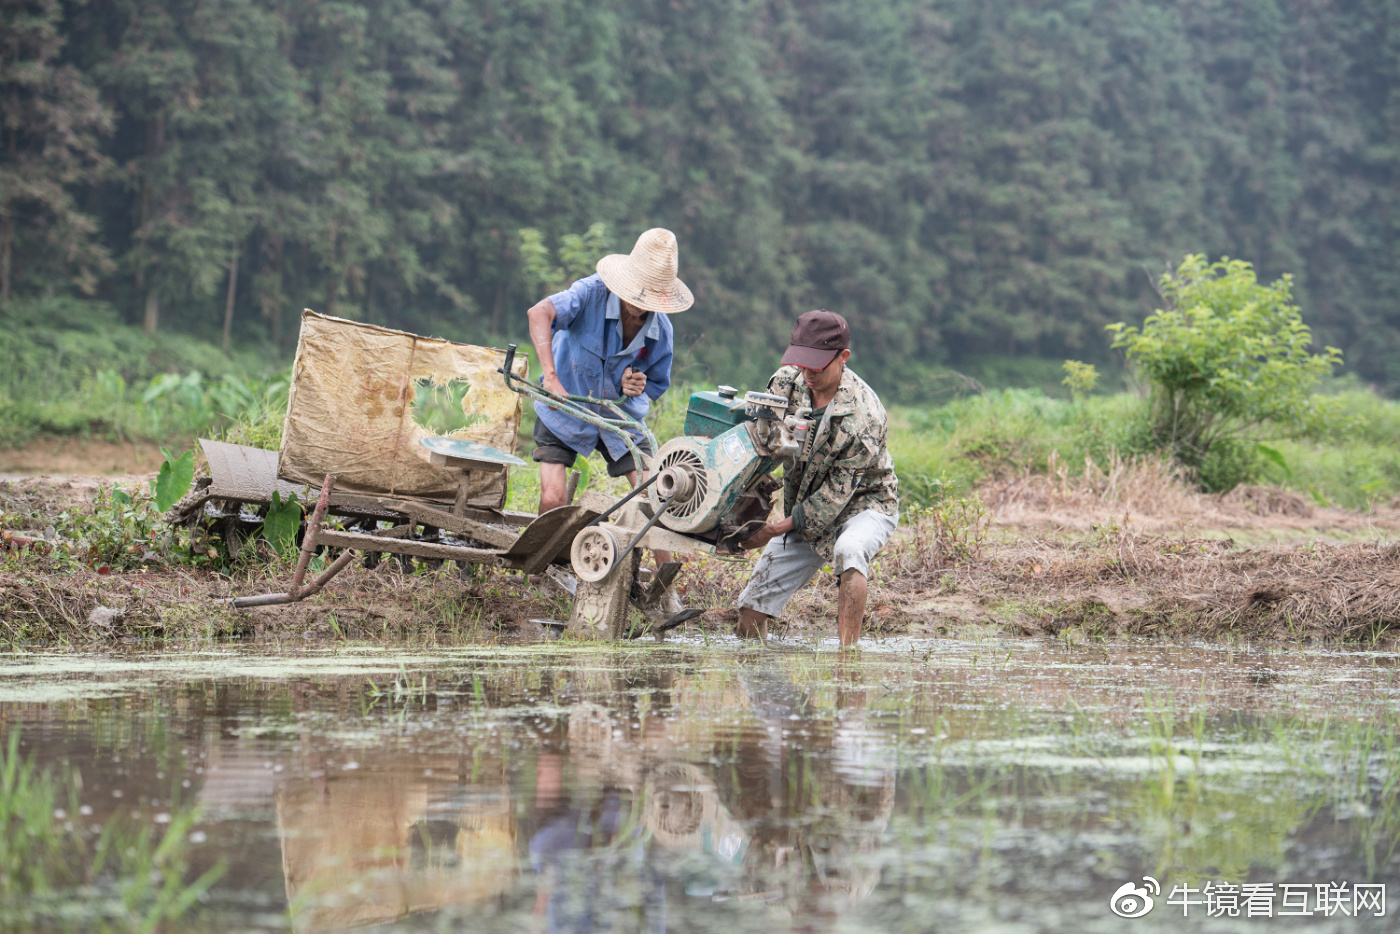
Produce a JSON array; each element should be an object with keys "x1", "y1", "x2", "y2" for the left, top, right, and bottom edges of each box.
[
  {"x1": 262, "y1": 492, "x2": 302, "y2": 557},
  {"x1": 1256, "y1": 443, "x2": 1292, "y2": 478},
  {"x1": 153, "y1": 449, "x2": 195, "y2": 512},
  {"x1": 141, "y1": 372, "x2": 184, "y2": 405}
]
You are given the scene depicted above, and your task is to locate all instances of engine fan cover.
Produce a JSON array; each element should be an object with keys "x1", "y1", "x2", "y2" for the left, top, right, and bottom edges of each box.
[{"x1": 648, "y1": 425, "x2": 771, "y2": 535}]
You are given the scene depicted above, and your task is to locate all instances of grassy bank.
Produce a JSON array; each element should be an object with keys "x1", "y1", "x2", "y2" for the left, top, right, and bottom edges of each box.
[
  {"x1": 4, "y1": 303, "x2": 1398, "y2": 513},
  {"x1": 889, "y1": 383, "x2": 1400, "y2": 512},
  {"x1": 0, "y1": 298, "x2": 287, "y2": 449}
]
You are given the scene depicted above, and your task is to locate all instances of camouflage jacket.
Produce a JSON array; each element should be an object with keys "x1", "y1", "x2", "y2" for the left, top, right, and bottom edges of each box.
[{"x1": 767, "y1": 365, "x2": 899, "y2": 559}]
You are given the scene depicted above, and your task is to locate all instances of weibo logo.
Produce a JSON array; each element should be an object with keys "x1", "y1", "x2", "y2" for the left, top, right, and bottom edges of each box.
[{"x1": 1110, "y1": 876, "x2": 1161, "y2": 918}]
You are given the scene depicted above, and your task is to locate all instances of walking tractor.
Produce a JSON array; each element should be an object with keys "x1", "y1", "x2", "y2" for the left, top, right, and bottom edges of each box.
[{"x1": 183, "y1": 312, "x2": 813, "y2": 639}]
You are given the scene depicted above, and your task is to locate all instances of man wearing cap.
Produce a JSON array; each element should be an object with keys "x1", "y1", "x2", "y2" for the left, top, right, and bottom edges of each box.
[
  {"x1": 735, "y1": 310, "x2": 900, "y2": 647},
  {"x1": 524, "y1": 227, "x2": 691, "y2": 515}
]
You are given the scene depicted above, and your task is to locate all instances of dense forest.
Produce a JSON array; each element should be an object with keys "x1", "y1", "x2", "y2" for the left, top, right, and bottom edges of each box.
[{"x1": 3, "y1": 0, "x2": 1399, "y2": 395}]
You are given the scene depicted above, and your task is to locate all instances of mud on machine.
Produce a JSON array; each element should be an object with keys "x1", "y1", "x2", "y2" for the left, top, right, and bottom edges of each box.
[{"x1": 221, "y1": 335, "x2": 814, "y2": 640}]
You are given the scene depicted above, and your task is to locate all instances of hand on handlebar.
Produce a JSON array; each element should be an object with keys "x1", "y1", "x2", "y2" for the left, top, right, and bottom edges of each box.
[
  {"x1": 542, "y1": 373, "x2": 568, "y2": 398},
  {"x1": 621, "y1": 367, "x2": 647, "y2": 398}
]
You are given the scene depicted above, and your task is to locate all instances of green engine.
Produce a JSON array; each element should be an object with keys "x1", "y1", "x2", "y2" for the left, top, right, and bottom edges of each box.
[
  {"x1": 650, "y1": 390, "x2": 805, "y2": 540},
  {"x1": 683, "y1": 386, "x2": 755, "y2": 438}
]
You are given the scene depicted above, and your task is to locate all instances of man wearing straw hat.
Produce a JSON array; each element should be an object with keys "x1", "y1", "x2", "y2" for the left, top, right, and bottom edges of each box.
[
  {"x1": 735, "y1": 310, "x2": 900, "y2": 647},
  {"x1": 524, "y1": 227, "x2": 691, "y2": 517}
]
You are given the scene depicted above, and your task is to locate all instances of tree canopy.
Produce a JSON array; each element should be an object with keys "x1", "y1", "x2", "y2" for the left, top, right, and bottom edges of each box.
[{"x1": 2, "y1": 0, "x2": 1398, "y2": 395}]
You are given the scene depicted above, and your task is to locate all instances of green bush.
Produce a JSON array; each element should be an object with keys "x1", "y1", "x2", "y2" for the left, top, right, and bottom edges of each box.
[
  {"x1": 1197, "y1": 437, "x2": 1259, "y2": 494},
  {"x1": 1107, "y1": 255, "x2": 1343, "y2": 483}
]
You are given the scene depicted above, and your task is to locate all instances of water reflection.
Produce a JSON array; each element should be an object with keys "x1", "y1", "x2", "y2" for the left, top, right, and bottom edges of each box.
[
  {"x1": 258, "y1": 657, "x2": 901, "y2": 932},
  {"x1": 276, "y1": 766, "x2": 516, "y2": 930},
  {"x1": 1, "y1": 641, "x2": 1397, "y2": 932}
]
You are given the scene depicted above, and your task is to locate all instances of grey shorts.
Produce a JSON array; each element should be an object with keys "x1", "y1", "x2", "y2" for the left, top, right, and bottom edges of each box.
[{"x1": 736, "y1": 509, "x2": 898, "y2": 618}]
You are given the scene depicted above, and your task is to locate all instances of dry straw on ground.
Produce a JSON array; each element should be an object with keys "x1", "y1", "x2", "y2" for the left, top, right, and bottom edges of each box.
[{"x1": 982, "y1": 450, "x2": 1399, "y2": 535}]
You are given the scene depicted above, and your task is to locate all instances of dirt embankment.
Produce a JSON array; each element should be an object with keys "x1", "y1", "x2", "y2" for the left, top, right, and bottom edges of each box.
[
  {"x1": 0, "y1": 439, "x2": 168, "y2": 476},
  {"x1": 2, "y1": 465, "x2": 1398, "y2": 646}
]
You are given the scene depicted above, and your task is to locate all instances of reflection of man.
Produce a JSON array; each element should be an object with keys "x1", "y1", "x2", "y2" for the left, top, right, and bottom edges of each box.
[
  {"x1": 525, "y1": 227, "x2": 691, "y2": 514},
  {"x1": 736, "y1": 311, "x2": 899, "y2": 646},
  {"x1": 528, "y1": 746, "x2": 665, "y2": 933},
  {"x1": 714, "y1": 660, "x2": 895, "y2": 923}
]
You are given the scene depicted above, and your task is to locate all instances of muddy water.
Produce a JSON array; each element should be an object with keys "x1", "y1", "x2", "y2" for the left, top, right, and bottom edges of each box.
[{"x1": 2, "y1": 639, "x2": 1397, "y2": 933}]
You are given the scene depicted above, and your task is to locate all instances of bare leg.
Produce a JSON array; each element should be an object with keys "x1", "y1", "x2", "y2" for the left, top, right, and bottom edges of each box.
[
  {"x1": 538, "y1": 462, "x2": 569, "y2": 514},
  {"x1": 837, "y1": 569, "x2": 868, "y2": 647},
  {"x1": 736, "y1": 608, "x2": 769, "y2": 640}
]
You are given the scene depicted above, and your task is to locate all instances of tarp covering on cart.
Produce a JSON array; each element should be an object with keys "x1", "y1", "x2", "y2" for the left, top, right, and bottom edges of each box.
[{"x1": 278, "y1": 311, "x2": 528, "y2": 503}]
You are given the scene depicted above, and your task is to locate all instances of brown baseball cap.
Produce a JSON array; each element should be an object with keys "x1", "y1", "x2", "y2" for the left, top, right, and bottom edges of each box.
[{"x1": 781, "y1": 310, "x2": 850, "y2": 369}]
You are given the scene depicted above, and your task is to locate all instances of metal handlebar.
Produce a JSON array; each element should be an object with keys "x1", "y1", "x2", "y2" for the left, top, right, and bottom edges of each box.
[{"x1": 498, "y1": 343, "x2": 659, "y2": 470}]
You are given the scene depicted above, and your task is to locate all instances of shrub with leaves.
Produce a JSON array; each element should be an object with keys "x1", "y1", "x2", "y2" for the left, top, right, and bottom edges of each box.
[
  {"x1": 1061, "y1": 360, "x2": 1099, "y2": 401},
  {"x1": 1107, "y1": 255, "x2": 1343, "y2": 487},
  {"x1": 518, "y1": 223, "x2": 612, "y2": 296},
  {"x1": 21, "y1": 448, "x2": 230, "y2": 572}
]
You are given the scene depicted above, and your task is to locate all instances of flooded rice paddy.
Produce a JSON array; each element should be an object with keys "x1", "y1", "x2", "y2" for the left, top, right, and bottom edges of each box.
[{"x1": 1, "y1": 637, "x2": 1398, "y2": 932}]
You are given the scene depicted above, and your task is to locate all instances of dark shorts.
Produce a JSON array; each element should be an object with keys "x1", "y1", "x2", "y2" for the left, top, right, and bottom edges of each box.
[{"x1": 532, "y1": 417, "x2": 653, "y2": 478}]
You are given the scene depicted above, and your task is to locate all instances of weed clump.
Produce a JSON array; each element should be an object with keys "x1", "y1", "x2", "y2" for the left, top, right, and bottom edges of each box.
[{"x1": 0, "y1": 729, "x2": 223, "y2": 932}]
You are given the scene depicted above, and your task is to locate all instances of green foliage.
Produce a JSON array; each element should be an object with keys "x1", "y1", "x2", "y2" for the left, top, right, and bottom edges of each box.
[
  {"x1": 67, "y1": 485, "x2": 168, "y2": 569},
  {"x1": 519, "y1": 223, "x2": 613, "y2": 297},
  {"x1": 892, "y1": 384, "x2": 1400, "y2": 511},
  {"x1": 1255, "y1": 443, "x2": 1291, "y2": 479},
  {"x1": 1107, "y1": 255, "x2": 1344, "y2": 479},
  {"x1": 0, "y1": 728, "x2": 70, "y2": 898},
  {"x1": 571, "y1": 456, "x2": 594, "y2": 495},
  {"x1": 901, "y1": 497, "x2": 991, "y2": 567},
  {"x1": 891, "y1": 387, "x2": 1153, "y2": 504},
  {"x1": 1263, "y1": 391, "x2": 1400, "y2": 510},
  {"x1": 28, "y1": 483, "x2": 223, "y2": 572},
  {"x1": 517, "y1": 229, "x2": 561, "y2": 298},
  {"x1": 0, "y1": 729, "x2": 223, "y2": 932},
  {"x1": 0, "y1": 297, "x2": 284, "y2": 447},
  {"x1": 216, "y1": 372, "x2": 291, "y2": 450},
  {"x1": 1197, "y1": 437, "x2": 1259, "y2": 495},
  {"x1": 0, "y1": 0, "x2": 112, "y2": 302},
  {"x1": 261, "y1": 491, "x2": 302, "y2": 558},
  {"x1": 151, "y1": 448, "x2": 195, "y2": 512},
  {"x1": 3, "y1": 0, "x2": 1399, "y2": 393},
  {"x1": 409, "y1": 379, "x2": 487, "y2": 437},
  {"x1": 1061, "y1": 361, "x2": 1100, "y2": 402}
]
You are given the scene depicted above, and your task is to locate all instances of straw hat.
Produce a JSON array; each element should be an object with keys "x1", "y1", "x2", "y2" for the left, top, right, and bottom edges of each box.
[{"x1": 595, "y1": 228, "x2": 694, "y2": 314}]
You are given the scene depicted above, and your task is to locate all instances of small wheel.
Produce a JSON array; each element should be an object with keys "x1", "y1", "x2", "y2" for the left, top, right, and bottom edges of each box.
[{"x1": 571, "y1": 527, "x2": 620, "y2": 582}]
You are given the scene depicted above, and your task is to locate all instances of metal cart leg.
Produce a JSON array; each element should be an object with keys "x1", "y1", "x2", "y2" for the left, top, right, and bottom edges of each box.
[{"x1": 225, "y1": 475, "x2": 359, "y2": 609}]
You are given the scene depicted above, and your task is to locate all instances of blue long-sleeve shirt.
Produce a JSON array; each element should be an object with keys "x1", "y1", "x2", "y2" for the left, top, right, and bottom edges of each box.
[{"x1": 535, "y1": 274, "x2": 674, "y2": 461}]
